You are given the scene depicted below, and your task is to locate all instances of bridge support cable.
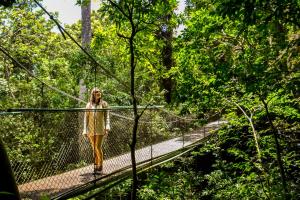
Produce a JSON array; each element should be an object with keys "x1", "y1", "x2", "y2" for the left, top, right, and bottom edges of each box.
[
  {"x1": 2, "y1": 0, "x2": 161, "y2": 104},
  {"x1": 32, "y1": 0, "x2": 129, "y2": 92},
  {"x1": 0, "y1": 44, "x2": 87, "y2": 104}
]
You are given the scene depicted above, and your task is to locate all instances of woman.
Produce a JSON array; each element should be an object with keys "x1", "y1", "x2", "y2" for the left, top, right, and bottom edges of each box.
[{"x1": 83, "y1": 88, "x2": 110, "y2": 172}]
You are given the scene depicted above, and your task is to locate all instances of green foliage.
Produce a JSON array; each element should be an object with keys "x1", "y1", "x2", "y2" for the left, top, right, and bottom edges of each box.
[
  {"x1": 104, "y1": 179, "x2": 132, "y2": 199},
  {"x1": 101, "y1": 110, "x2": 299, "y2": 199},
  {"x1": 0, "y1": 0, "x2": 299, "y2": 199},
  {"x1": 0, "y1": 3, "x2": 80, "y2": 109},
  {"x1": 200, "y1": 117, "x2": 299, "y2": 199}
]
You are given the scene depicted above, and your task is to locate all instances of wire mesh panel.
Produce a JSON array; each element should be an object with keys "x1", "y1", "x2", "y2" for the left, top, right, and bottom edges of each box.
[
  {"x1": 1, "y1": 110, "x2": 85, "y2": 199},
  {"x1": 0, "y1": 107, "x2": 222, "y2": 199}
]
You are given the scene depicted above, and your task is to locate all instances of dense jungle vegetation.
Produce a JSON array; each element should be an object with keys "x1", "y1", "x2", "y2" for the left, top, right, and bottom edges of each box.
[{"x1": 0, "y1": 0, "x2": 299, "y2": 199}]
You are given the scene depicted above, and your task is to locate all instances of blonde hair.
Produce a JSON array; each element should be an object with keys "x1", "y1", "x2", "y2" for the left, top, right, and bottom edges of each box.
[{"x1": 89, "y1": 87, "x2": 102, "y2": 104}]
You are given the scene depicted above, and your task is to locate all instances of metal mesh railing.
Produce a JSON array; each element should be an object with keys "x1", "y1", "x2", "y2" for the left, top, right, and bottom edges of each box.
[{"x1": 0, "y1": 107, "x2": 222, "y2": 199}]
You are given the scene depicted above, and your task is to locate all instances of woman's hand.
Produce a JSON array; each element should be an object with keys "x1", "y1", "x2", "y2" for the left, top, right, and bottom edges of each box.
[{"x1": 104, "y1": 129, "x2": 109, "y2": 135}]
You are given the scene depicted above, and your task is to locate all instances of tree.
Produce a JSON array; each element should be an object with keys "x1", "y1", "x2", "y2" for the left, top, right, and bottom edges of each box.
[
  {"x1": 99, "y1": 0, "x2": 177, "y2": 198},
  {"x1": 155, "y1": 0, "x2": 177, "y2": 104},
  {"x1": 174, "y1": 0, "x2": 299, "y2": 198},
  {"x1": 79, "y1": 0, "x2": 91, "y2": 103},
  {"x1": 213, "y1": 1, "x2": 300, "y2": 197}
]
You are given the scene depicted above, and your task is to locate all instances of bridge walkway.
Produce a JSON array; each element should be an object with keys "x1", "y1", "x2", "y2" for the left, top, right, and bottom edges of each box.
[{"x1": 19, "y1": 122, "x2": 219, "y2": 199}]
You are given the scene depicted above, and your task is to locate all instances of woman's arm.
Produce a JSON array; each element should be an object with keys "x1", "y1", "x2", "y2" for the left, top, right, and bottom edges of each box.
[
  {"x1": 103, "y1": 101, "x2": 110, "y2": 131},
  {"x1": 82, "y1": 103, "x2": 90, "y2": 135}
]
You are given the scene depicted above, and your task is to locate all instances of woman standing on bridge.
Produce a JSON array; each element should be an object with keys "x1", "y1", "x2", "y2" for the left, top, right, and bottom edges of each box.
[{"x1": 83, "y1": 87, "x2": 110, "y2": 173}]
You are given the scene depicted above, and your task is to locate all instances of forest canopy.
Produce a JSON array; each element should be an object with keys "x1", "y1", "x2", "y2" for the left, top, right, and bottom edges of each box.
[{"x1": 0, "y1": 0, "x2": 299, "y2": 199}]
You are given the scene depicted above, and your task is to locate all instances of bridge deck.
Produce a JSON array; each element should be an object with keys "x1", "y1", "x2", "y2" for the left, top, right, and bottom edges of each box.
[{"x1": 18, "y1": 122, "x2": 221, "y2": 199}]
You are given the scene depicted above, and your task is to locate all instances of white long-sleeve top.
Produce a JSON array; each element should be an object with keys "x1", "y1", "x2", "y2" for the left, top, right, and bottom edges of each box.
[{"x1": 82, "y1": 101, "x2": 110, "y2": 135}]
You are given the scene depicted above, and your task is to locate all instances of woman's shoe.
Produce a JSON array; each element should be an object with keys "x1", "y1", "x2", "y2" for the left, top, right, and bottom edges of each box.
[{"x1": 95, "y1": 165, "x2": 103, "y2": 173}]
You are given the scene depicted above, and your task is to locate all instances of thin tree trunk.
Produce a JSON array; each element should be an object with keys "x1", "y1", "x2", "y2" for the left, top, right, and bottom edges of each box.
[
  {"x1": 260, "y1": 98, "x2": 288, "y2": 198},
  {"x1": 105, "y1": 1, "x2": 143, "y2": 198},
  {"x1": 129, "y1": 30, "x2": 138, "y2": 200},
  {"x1": 232, "y1": 101, "x2": 261, "y2": 161},
  {"x1": 230, "y1": 99, "x2": 271, "y2": 197}
]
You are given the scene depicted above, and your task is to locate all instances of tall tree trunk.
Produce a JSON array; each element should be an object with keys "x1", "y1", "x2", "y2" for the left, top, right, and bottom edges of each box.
[
  {"x1": 156, "y1": 6, "x2": 174, "y2": 104},
  {"x1": 80, "y1": 0, "x2": 90, "y2": 102},
  {"x1": 80, "y1": 0, "x2": 90, "y2": 103},
  {"x1": 78, "y1": 0, "x2": 91, "y2": 162},
  {"x1": 81, "y1": 0, "x2": 92, "y2": 50},
  {"x1": 161, "y1": 22, "x2": 174, "y2": 104}
]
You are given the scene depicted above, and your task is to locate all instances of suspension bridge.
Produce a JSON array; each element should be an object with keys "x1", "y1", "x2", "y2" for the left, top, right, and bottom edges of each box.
[
  {"x1": 0, "y1": 107, "x2": 225, "y2": 199},
  {"x1": 0, "y1": 1, "x2": 227, "y2": 199}
]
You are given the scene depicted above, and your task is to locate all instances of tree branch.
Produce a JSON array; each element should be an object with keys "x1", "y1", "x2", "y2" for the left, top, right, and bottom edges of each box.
[{"x1": 107, "y1": 0, "x2": 129, "y2": 19}]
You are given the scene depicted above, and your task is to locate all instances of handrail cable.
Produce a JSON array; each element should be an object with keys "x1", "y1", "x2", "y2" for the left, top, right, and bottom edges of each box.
[
  {"x1": 3, "y1": 106, "x2": 198, "y2": 124},
  {"x1": 0, "y1": 45, "x2": 154, "y2": 121},
  {"x1": 0, "y1": 43, "x2": 149, "y2": 116},
  {"x1": 0, "y1": 47, "x2": 197, "y2": 124},
  {"x1": 4, "y1": 105, "x2": 164, "y2": 112},
  {"x1": 3, "y1": 1, "x2": 150, "y2": 105},
  {"x1": 0, "y1": 47, "x2": 149, "y2": 118},
  {"x1": 32, "y1": 0, "x2": 129, "y2": 91}
]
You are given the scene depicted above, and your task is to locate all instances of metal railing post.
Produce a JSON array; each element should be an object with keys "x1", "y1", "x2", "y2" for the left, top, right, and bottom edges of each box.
[
  {"x1": 150, "y1": 109, "x2": 153, "y2": 165},
  {"x1": 182, "y1": 120, "x2": 185, "y2": 148}
]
